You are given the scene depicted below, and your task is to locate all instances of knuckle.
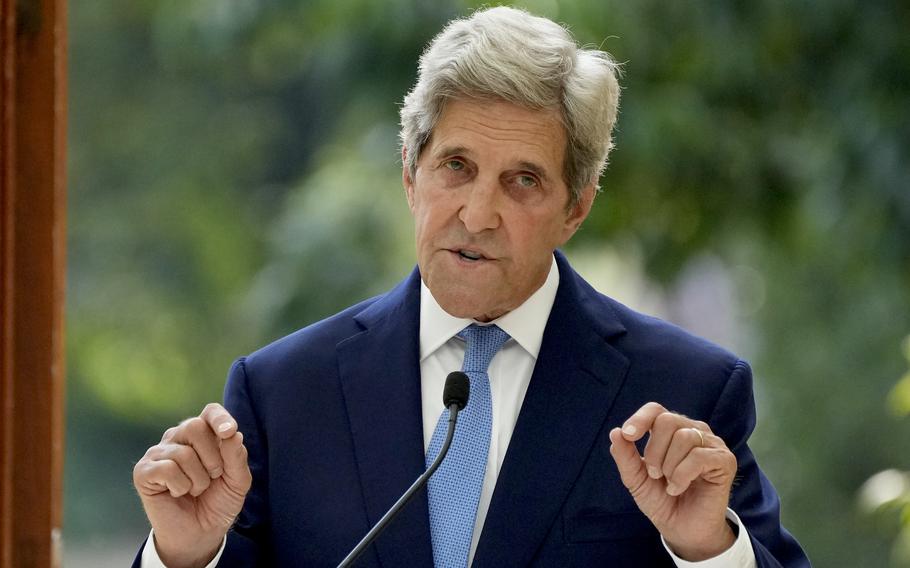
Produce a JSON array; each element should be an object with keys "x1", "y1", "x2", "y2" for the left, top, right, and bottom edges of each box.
[
  {"x1": 132, "y1": 461, "x2": 146, "y2": 483},
  {"x1": 161, "y1": 427, "x2": 177, "y2": 441},
  {"x1": 162, "y1": 443, "x2": 193, "y2": 463},
  {"x1": 159, "y1": 458, "x2": 177, "y2": 473},
  {"x1": 142, "y1": 444, "x2": 162, "y2": 460},
  {"x1": 177, "y1": 444, "x2": 198, "y2": 462},
  {"x1": 202, "y1": 402, "x2": 223, "y2": 418},
  {"x1": 184, "y1": 416, "x2": 208, "y2": 436},
  {"x1": 154, "y1": 459, "x2": 181, "y2": 479},
  {"x1": 654, "y1": 412, "x2": 676, "y2": 429},
  {"x1": 642, "y1": 401, "x2": 665, "y2": 415}
]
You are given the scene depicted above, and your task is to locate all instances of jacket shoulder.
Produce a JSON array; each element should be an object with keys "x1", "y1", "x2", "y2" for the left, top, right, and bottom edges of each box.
[
  {"x1": 592, "y1": 290, "x2": 744, "y2": 385},
  {"x1": 243, "y1": 294, "x2": 380, "y2": 375}
]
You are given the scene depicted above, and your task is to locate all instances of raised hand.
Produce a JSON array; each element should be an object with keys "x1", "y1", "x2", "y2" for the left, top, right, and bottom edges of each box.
[
  {"x1": 133, "y1": 403, "x2": 252, "y2": 568},
  {"x1": 609, "y1": 402, "x2": 737, "y2": 561}
]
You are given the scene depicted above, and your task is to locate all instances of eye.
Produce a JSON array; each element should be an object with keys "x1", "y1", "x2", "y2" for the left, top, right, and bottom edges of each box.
[
  {"x1": 444, "y1": 159, "x2": 465, "y2": 171},
  {"x1": 515, "y1": 174, "x2": 539, "y2": 188}
]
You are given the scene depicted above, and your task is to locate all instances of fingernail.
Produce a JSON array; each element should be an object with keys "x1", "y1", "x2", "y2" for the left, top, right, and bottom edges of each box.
[
  {"x1": 622, "y1": 424, "x2": 637, "y2": 436},
  {"x1": 209, "y1": 467, "x2": 223, "y2": 479},
  {"x1": 666, "y1": 482, "x2": 681, "y2": 496},
  {"x1": 218, "y1": 422, "x2": 232, "y2": 433},
  {"x1": 647, "y1": 466, "x2": 662, "y2": 479}
]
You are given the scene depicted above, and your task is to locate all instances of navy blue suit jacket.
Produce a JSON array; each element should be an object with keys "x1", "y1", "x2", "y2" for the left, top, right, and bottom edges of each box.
[{"x1": 135, "y1": 251, "x2": 808, "y2": 567}]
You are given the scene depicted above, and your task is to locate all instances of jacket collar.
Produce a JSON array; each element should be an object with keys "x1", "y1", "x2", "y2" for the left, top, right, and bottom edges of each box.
[
  {"x1": 338, "y1": 267, "x2": 433, "y2": 567},
  {"x1": 474, "y1": 250, "x2": 630, "y2": 566}
]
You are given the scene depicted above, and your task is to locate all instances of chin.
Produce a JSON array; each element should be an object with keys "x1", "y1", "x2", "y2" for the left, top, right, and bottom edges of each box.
[
  {"x1": 436, "y1": 296, "x2": 484, "y2": 319},
  {"x1": 437, "y1": 291, "x2": 511, "y2": 322},
  {"x1": 424, "y1": 262, "x2": 510, "y2": 319},
  {"x1": 431, "y1": 288, "x2": 488, "y2": 319}
]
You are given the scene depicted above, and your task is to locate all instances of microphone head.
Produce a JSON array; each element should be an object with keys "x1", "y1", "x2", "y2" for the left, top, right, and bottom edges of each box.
[{"x1": 443, "y1": 371, "x2": 470, "y2": 411}]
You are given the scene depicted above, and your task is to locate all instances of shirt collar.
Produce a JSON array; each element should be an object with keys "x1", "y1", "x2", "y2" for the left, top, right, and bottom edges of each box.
[{"x1": 419, "y1": 255, "x2": 560, "y2": 361}]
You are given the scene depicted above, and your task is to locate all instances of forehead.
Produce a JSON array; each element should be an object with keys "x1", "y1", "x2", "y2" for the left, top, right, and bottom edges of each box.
[{"x1": 426, "y1": 98, "x2": 567, "y2": 174}]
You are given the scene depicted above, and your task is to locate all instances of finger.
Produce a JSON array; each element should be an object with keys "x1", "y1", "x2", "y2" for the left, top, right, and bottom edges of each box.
[
  {"x1": 155, "y1": 444, "x2": 213, "y2": 497},
  {"x1": 659, "y1": 427, "x2": 709, "y2": 482},
  {"x1": 135, "y1": 459, "x2": 193, "y2": 498},
  {"x1": 620, "y1": 402, "x2": 668, "y2": 442},
  {"x1": 664, "y1": 446, "x2": 736, "y2": 496},
  {"x1": 219, "y1": 432, "x2": 252, "y2": 492},
  {"x1": 641, "y1": 411, "x2": 691, "y2": 479},
  {"x1": 608, "y1": 427, "x2": 649, "y2": 496},
  {"x1": 169, "y1": 417, "x2": 226, "y2": 479},
  {"x1": 200, "y1": 403, "x2": 239, "y2": 440}
]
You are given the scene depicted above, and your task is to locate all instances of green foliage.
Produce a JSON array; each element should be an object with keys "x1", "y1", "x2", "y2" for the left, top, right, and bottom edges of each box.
[
  {"x1": 862, "y1": 340, "x2": 910, "y2": 566},
  {"x1": 888, "y1": 337, "x2": 910, "y2": 417},
  {"x1": 67, "y1": 1, "x2": 910, "y2": 565}
]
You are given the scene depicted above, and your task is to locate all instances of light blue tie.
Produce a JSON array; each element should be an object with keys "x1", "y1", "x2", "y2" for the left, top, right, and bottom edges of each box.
[{"x1": 426, "y1": 324, "x2": 510, "y2": 568}]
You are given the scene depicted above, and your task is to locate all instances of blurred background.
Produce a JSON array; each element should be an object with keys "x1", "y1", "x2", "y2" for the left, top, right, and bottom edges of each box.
[{"x1": 65, "y1": 0, "x2": 910, "y2": 565}]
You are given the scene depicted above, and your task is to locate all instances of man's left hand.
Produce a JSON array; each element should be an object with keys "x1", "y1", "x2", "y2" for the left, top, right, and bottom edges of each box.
[{"x1": 609, "y1": 402, "x2": 737, "y2": 561}]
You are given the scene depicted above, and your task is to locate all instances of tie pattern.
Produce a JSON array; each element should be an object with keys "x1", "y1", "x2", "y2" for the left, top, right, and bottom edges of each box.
[{"x1": 426, "y1": 324, "x2": 510, "y2": 568}]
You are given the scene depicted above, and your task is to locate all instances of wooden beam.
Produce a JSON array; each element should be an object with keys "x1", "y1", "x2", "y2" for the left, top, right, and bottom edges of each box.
[
  {"x1": 0, "y1": 0, "x2": 68, "y2": 566},
  {"x1": 0, "y1": 0, "x2": 15, "y2": 561}
]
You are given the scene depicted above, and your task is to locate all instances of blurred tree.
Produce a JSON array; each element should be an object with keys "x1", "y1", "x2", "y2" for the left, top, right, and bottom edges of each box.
[
  {"x1": 860, "y1": 337, "x2": 910, "y2": 566},
  {"x1": 66, "y1": 0, "x2": 909, "y2": 565}
]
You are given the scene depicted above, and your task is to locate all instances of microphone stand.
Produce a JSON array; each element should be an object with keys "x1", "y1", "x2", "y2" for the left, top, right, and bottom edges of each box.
[{"x1": 336, "y1": 402, "x2": 461, "y2": 568}]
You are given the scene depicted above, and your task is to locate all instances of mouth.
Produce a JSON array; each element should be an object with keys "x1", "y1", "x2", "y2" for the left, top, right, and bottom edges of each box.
[{"x1": 448, "y1": 247, "x2": 492, "y2": 263}]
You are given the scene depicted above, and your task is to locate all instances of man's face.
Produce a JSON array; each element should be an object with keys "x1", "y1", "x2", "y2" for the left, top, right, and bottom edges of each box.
[{"x1": 403, "y1": 98, "x2": 594, "y2": 322}]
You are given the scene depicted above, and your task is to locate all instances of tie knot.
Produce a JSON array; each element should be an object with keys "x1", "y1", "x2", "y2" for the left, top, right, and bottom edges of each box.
[{"x1": 459, "y1": 324, "x2": 510, "y2": 373}]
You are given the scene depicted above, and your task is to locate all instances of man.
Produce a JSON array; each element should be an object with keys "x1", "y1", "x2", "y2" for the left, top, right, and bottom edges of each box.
[{"x1": 133, "y1": 6, "x2": 809, "y2": 567}]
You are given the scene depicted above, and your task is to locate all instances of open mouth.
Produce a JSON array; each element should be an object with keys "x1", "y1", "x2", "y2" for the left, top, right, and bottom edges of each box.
[{"x1": 449, "y1": 248, "x2": 490, "y2": 263}]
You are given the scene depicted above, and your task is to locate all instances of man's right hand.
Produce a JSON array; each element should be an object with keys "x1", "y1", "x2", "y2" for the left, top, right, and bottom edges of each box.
[{"x1": 133, "y1": 403, "x2": 253, "y2": 568}]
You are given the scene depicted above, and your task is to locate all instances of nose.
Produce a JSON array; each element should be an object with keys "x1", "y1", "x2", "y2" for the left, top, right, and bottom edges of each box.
[{"x1": 458, "y1": 179, "x2": 501, "y2": 233}]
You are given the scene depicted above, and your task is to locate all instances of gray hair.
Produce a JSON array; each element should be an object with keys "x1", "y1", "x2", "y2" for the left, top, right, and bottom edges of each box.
[{"x1": 399, "y1": 6, "x2": 621, "y2": 207}]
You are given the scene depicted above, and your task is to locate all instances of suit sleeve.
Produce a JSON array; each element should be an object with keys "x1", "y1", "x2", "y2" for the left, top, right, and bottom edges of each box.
[
  {"x1": 708, "y1": 359, "x2": 810, "y2": 568},
  {"x1": 216, "y1": 357, "x2": 273, "y2": 567}
]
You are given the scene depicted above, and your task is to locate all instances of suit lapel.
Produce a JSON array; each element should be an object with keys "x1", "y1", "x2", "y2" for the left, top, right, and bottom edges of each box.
[
  {"x1": 474, "y1": 252, "x2": 631, "y2": 567},
  {"x1": 336, "y1": 269, "x2": 435, "y2": 567}
]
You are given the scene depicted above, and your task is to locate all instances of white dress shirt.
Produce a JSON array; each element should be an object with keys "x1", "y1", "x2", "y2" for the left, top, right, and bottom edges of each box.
[{"x1": 143, "y1": 255, "x2": 755, "y2": 567}]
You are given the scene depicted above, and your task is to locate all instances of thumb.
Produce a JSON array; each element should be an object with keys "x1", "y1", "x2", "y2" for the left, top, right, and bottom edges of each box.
[
  {"x1": 609, "y1": 427, "x2": 649, "y2": 493},
  {"x1": 219, "y1": 432, "x2": 252, "y2": 492}
]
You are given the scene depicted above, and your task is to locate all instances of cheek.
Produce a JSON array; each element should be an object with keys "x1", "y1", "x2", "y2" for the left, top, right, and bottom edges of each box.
[
  {"x1": 518, "y1": 212, "x2": 562, "y2": 243},
  {"x1": 418, "y1": 194, "x2": 457, "y2": 227},
  {"x1": 413, "y1": 204, "x2": 446, "y2": 246},
  {"x1": 507, "y1": 215, "x2": 567, "y2": 264}
]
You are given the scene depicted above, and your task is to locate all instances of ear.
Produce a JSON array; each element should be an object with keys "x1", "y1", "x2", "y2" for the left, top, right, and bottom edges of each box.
[
  {"x1": 402, "y1": 147, "x2": 416, "y2": 212},
  {"x1": 559, "y1": 182, "x2": 596, "y2": 244}
]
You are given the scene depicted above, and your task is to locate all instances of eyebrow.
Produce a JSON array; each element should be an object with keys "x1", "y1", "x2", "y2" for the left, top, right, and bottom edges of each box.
[
  {"x1": 431, "y1": 146, "x2": 554, "y2": 183},
  {"x1": 431, "y1": 145, "x2": 472, "y2": 160}
]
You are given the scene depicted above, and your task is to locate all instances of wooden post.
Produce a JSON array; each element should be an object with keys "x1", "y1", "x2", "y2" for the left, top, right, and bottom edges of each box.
[{"x1": 0, "y1": 0, "x2": 68, "y2": 566}]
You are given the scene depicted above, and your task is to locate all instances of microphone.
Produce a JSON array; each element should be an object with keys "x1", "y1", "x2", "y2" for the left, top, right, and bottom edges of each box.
[{"x1": 336, "y1": 371, "x2": 470, "y2": 568}]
